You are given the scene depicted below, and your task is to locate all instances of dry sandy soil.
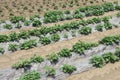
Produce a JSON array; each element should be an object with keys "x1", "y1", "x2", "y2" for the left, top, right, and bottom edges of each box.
[
  {"x1": 0, "y1": 0, "x2": 116, "y2": 20},
  {"x1": 66, "y1": 61, "x2": 120, "y2": 80}
]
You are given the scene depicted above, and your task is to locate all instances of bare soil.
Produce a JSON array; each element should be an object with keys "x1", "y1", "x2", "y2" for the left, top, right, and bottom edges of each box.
[{"x1": 0, "y1": 0, "x2": 117, "y2": 20}]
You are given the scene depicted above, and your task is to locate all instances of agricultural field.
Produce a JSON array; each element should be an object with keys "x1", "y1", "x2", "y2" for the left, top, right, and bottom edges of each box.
[
  {"x1": 0, "y1": 0, "x2": 120, "y2": 80},
  {"x1": 0, "y1": 0, "x2": 115, "y2": 20}
]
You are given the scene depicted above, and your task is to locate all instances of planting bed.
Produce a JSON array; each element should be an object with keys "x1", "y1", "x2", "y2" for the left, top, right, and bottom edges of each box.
[
  {"x1": 0, "y1": 0, "x2": 117, "y2": 20},
  {"x1": 0, "y1": 34, "x2": 120, "y2": 80},
  {"x1": 0, "y1": 2, "x2": 119, "y2": 32},
  {"x1": 0, "y1": 15, "x2": 120, "y2": 55},
  {"x1": 0, "y1": 0, "x2": 120, "y2": 80}
]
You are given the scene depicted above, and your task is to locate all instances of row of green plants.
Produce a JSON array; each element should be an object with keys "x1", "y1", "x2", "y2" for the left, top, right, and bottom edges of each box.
[
  {"x1": 0, "y1": 15, "x2": 42, "y2": 30},
  {"x1": 117, "y1": 12, "x2": 120, "y2": 17},
  {"x1": 0, "y1": 15, "x2": 112, "y2": 43},
  {"x1": 12, "y1": 34, "x2": 120, "y2": 69},
  {"x1": 0, "y1": 17, "x2": 116, "y2": 54},
  {"x1": 0, "y1": 34, "x2": 60, "y2": 53},
  {"x1": 75, "y1": 2, "x2": 118, "y2": 17},
  {"x1": 100, "y1": 35, "x2": 120, "y2": 45},
  {"x1": 0, "y1": 31, "x2": 97, "y2": 54},
  {"x1": 13, "y1": 34, "x2": 120, "y2": 79},
  {"x1": 12, "y1": 41, "x2": 98, "y2": 69},
  {"x1": 18, "y1": 63, "x2": 76, "y2": 80},
  {"x1": 0, "y1": 21, "x2": 118, "y2": 54},
  {"x1": 0, "y1": 2, "x2": 117, "y2": 27},
  {"x1": 90, "y1": 48, "x2": 120, "y2": 68},
  {"x1": 2, "y1": 21, "x2": 41, "y2": 30},
  {"x1": 13, "y1": 55, "x2": 76, "y2": 79},
  {"x1": 10, "y1": 15, "x2": 42, "y2": 26},
  {"x1": 43, "y1": 2, "x2": 119, "y2": 23}
]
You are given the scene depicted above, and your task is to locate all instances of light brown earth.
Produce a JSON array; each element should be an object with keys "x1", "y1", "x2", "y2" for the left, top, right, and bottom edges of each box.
[
  {"x1": 0, "y1": 0, "x2": 117, "y2": 20},
  {"x1": 0, "y1": 27, "x2": 120, "y2": 69},
  {"x1": 66, "y1": 61, "x2": 120, "y2": 80}
]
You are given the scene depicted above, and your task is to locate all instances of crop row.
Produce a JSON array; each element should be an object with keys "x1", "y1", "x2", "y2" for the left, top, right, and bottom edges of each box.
[
  {"x1": 0, "y1": 15, "x2": 119, "y2": 54},
  {"x1": 43, "y1": 2, "x2": 120, "y2": 23},
  {"x1": 0, "y1": 15, "x2": 115, "y2": 43},
  {"x1": 0, "y1": 24, "x2": 116, "y2": 54},
  {"x1": 12, "y1": 41, "x2": 97, "y2": 69},
  {"x1": 12, "y1": 34, "x2": 120, "y2": 80},
  {"x1": 18, "y1": 47, "x2": 120, "y2": 80},
  {"x1": 12, "y1": 34, "x2": 120, "y2": 69},
  {"x1": 90, "y1": 48, "x2": 120, "y2": 68},
  {"x1": 13, "y1": 42, "x2": 97, "y2": 79},
  {"x1": 18, "y1": 64, "x2": 76, "y2": 80},
  {"x1": 0, "y1": 2, "x2": 119, "y2": 31}
]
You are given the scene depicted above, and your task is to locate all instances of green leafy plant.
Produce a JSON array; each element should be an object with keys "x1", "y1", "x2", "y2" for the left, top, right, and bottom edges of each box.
[
  {"x1": 0, "y1": 47, "x2": 5, "y2": 54},
  {"x1": 45, "y1": 66, "x2": 56, "y2": 76},
  {"x1": 9, "y1": 32, "x2": 19, "y2": 41},
  {"x1": 51, "y1": 34, "x2": 60, "y2": 42},
  {"x1": 61, "y1": 64, "x2": 76, "y2": 74},
  {"x1": 115, "y1": 5, "x2": 120, "y2": 10},
  {"x1": 64, "y1": 10, "x2": 70, "y2": 14},
  {"x1": 20, "y1": 40, "x2": 37, "y2": 50},
  {"x1": 70, "y1": 22, "x2": 80, "y2": 29},
  {"x1": 95, "y1": 24, "x2": 104, "y2": 32},
  {"x1": 117, "y1": 12, "x2": 120, "y2": 17},
  {"x1": 90, "y1": 55, "x2": 104, "y2": 68},
  {"x1": 79, "y1": 20, "x2": 87, "y2": 26},
  {"x1": 71, "y1": 30, "x2": 76, "y2": 37},
  {"x1": 115, "y1": 48, "x2": 120, "y2": 59},
  {"x1": 44, "y1": 10, "x2": 63, "y2": 23},
  {"x1": 3, "y1": 24, "x2": 12, "y2": 29},
  {"x1": 103, "y1": 2, "x2": 115, "y2": 12},
  {"x1": 8, "y1": 44, "x2": 18, "y2": 52},
  {"x1": 92, "y1": 9, "x2": 104, "y2": 16},
  {"x1": 18, "y1": 70, "x2": 41, "y2": 80},
  {"x1": 16, "y1": 23, "x2": 22, "y2": 28},
  {"x1": 32, "y1": 20, "x2": 41, "y2": 27},
  {"x1": 65, "y1": 15, "x2": 73, "y2": 20},
  {"x1": 92, "y1": 17, "x2": 101, "y2": 23},
  {"x1": 86, "y1": 19, "x2": 94, "y2": 24},
  {"x1": 19, "y1": 31, "x2": 30, "y2": 39},
  {"x1": 30, "y1": 55, "x2": 44, "y2": 63},
  {"x1": 99, "y1": 35, "x2": 120, "y2": 45},
  {"x1": 10, "y1": 16, "x2": 25, "y2": 23},
  {"x1": 30, "y1": 15, "x2": 40, "y2": 21},
  {"x1": 12, "y1": 59, "x2": 31, "y2": 69},
  {"x1": 39, "y1": 37, "x2": 51, "y2": 45},
  {"x1": 58, "y1": 48, "x2": 71, "y2": 57},
  {"x1": 104, "y1": 22, "x2": 112, "y2": 30},
  {"x1": 73, "y1": 13, "x2": 83, "y2": 19},
  {"x1": 63, "y1": 33, "x2": 68, "y2": 39},
  {"x1": 46, "y1": 53, "x2": 59, "y2": 63},
  {"x1": 72, "y1": 41, "x2": 97, "y2": 55},
  {"x1": 28, "y1": 29, "x2": 41, "y2": 37},
  {"x1": 79, "y1": 27, "x2": 91, "y2": 35},
  {"x1": 102, "y1": 16, "x2": 110, "y2": 23},
  {"x1": 0, "y1": 35, "x2": 9, "y2": 43},
  {"x1": 24, "y1": 20, "x2": 31, "y2": 26},
  {"x1": 102, "y1": 52, "x2": 118, "y2": 63}
]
